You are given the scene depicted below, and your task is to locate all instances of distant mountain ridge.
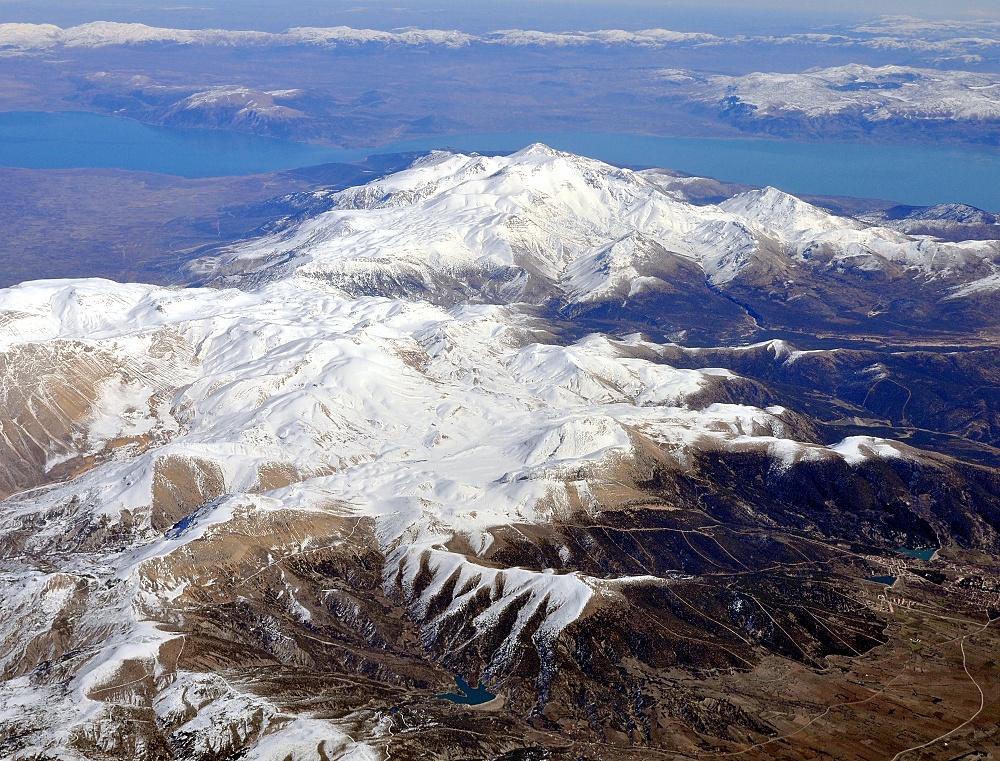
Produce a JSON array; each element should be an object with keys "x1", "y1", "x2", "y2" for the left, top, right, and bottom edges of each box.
[
  {"x1": 5, "y1": 19, "x2": 1000, "y2": 151},
  {"x1": 2, "y1": 19, "x2": 999, "y2": 56},
  {"x1": 659, "y1": 64, "x2": 1000, "y2": 145},
  {"x1": 857, "y1": 202, "x2": 1000, "y2": 241}
]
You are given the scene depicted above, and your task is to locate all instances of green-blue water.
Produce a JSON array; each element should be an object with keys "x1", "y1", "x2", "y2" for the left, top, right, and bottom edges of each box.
[
  {"x1": 899, "y1": 547, "x2": 937, "y2": 561},
  {"x1": 436, "y1": 676, "x2": 496, "y2": 705},
  {"x1": 2, "y1": 112, "x2": 1000, "y2": 210},
  {"x1": 867, "y1": 576, "x2": 897, "y2": 586}
]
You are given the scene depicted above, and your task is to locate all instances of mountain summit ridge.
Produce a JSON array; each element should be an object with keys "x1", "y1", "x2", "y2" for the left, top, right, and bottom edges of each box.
[{"x1": 197, "y1": 145, "x2": 1000, "y2": 311}]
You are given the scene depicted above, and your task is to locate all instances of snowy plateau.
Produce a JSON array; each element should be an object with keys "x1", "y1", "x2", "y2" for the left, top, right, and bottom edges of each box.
[
  {"x1": 665, "y1": 64, "x2": 1000, "y2": 121},
  {"x1": 2, "y1": 146, "x2": 1000, "y2": 760}
]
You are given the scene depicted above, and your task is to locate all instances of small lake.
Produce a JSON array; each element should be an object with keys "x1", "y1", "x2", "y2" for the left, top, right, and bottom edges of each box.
[
  {"x1": 2, "y1": 112, "x2": 1000, "y2": 210},
  {"x1": 436, "y1": 675, "x2": 496, "y2": 705},
  {"x1": 899, "y1": 548, "x2": 937, "y2": 561},
  {"x1": 867, "y1": 575, "x2": 897, "y2": 586}
]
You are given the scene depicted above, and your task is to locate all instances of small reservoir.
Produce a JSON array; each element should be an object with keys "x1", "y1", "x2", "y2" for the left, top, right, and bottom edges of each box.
[
  {"x1": 867, "y1": 576, "x2": 897, "y2": 586},
  {"x1": 436, "y1": 676, "x2": 496, "y2": 706},
  {"x1": 899, "y1": 548, "x2": 937, "y2": 561}
]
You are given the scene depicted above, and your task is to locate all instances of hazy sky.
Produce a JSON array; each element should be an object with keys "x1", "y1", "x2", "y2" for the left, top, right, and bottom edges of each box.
[{"x1": 0, "y1": 1, "x2": 996, "y2": 32}]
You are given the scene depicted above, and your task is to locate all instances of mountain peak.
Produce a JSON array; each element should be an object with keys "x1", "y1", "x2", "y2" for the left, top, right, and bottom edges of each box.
[
  {"x1": 192, "y1": 147, "x2": 996, "y2": 309},
  {"x1": 510, "y1": 142, "x2": 566, "y2": 159},
  {"x1": 719, "y1": 185, "x2": 863, "y2": 239}
]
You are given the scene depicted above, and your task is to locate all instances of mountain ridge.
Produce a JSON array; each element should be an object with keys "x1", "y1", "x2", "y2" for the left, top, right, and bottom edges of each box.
[{"x1": 196, "y1": 145, "x2": 1000, "y2": 341}]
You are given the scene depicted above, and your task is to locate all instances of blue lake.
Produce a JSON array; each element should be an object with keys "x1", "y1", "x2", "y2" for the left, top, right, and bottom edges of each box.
[
  {"x1": 2, "y1": 112, "x2": 1000, "y2": 210},
  {"x1": 899, "y1": 547, "x2": 937, "y2": 561},
  {"x1": 0, "y1": 111, "x2": 342, "y2": 177},
  {"x1": 867, "y1": 576, "x2": 897, "y2": 586},
  {"x1": 436, "y1": 676, "x2": 496, "y2": 706}
]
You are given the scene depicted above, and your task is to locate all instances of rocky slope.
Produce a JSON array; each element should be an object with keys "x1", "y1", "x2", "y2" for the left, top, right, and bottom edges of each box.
[
  {"x1": 857, "y1": 202, "x2": 1000, "y2": 242},
  {"x1": 2, "y1": 147, "x2": 1000, "y2": 760}
]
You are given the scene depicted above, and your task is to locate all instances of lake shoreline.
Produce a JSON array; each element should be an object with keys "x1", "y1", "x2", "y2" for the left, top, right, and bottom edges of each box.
[{"x1": 3, "y1": 112, "x2": 1000, "y2": 210}]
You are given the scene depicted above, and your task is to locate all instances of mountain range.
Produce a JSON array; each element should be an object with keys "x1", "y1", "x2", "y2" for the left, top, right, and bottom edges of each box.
[
  {"x1": 4, "y1": 18, "x2": 1000, "y2": 150},
  {"x1": 1, "y1": 146, "x2": 999, "y2": 760}
]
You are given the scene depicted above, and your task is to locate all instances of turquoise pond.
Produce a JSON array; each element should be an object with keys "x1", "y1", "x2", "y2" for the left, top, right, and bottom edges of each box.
[
  {"x1": 2, "y1": 112, "x2": 1000, "y2": 210},
  {"x1": 436, "y1": 676, "x2": 496, "y2": 705},
  {"x1": 899, "y1": 548, "x2": 938, "y2": 561},
  {"x1": 867, "y1": 576, "x2": 898, "y2": 586}
]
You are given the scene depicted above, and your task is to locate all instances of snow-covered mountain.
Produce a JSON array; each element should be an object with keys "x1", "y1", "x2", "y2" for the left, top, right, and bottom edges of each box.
[
  {"x1": 0, "y1": 21, "x2": 720, "y2": 54},
  {"x1": 672, "y1": 64, "x2": 1000, "y2": 121},
  {"x1": 856, "y1": 202, "x2": 1000, "y2": 243},
  {"x1": 0, "y1": 274, "x2": 854, "y2": 757},
  {"x1": 161, "y1": 87, "x2": 307, "y2": 130},
  {"x1": 199, "y1": 145, "x2": 1000, "y2": 305},
  {"x1": 2, "y1": 147, "x2": 999, "y2": 760},
  {"x1": 2, "y1": 20, "x2": 997, "y2": 58},
  {"x1": 656, "y1": 63, "x2": 1000, "y2": 144}
]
